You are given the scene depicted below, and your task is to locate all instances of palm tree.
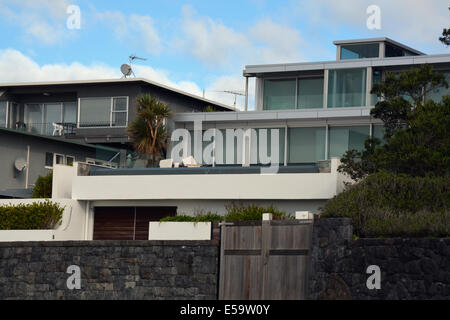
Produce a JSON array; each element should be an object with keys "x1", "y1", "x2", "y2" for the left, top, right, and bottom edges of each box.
[{"x1": 127, "y1": 94, "x2": 172, "y2": 167}]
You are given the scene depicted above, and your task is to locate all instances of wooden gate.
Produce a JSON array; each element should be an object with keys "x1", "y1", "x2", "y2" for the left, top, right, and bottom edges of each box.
[{"x1": 218, "y1": 219, "x2": 313, "y2": 300}]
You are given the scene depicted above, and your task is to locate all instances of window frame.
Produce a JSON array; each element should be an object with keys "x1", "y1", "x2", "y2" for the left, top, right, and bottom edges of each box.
[{"x1": 78, "y1": 96, "x2": 129, "y2": 129}]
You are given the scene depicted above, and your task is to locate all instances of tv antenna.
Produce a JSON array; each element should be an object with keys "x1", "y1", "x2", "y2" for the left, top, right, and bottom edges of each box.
[
  {"x1": 210, "y1": 90, "x2": 245, "y2": 107},
  {"x1": 120, "y1": 55, "x2": 147, "y2": 78}
]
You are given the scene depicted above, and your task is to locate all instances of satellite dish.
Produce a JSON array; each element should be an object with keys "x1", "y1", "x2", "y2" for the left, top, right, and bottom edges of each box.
[
  {"x1": 14, "y1": 158, "x2": 27, "y2": 172},
  {"x1": 120, "y1": 64, "x2": 132, "y2": 78}
]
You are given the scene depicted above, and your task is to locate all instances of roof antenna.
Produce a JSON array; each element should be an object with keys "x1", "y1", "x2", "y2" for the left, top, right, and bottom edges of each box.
[{"x1": 120, "y1": 55, "x2": 147, "y2": 78}]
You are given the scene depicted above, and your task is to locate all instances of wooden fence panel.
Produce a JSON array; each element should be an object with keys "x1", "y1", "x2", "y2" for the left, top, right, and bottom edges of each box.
[{"x1": 219, "y1": 220, "x2": 312, "y2": 300}]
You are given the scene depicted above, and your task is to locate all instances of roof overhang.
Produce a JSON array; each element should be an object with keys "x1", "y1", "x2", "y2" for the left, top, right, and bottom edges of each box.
[{"x1": 0, "y1": 78, "x2": 238, "y2": 111}]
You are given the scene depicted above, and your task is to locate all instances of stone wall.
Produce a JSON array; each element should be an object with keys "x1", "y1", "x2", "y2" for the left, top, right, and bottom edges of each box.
[
  {"x1": 308, "y1": 218, "x2": 450, "y2": 300},
  {"x1": 0, "y1": 240, "x2": 218, "y2": 300}
]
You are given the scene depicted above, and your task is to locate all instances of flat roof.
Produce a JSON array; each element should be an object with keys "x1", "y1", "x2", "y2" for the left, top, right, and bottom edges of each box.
[
  {"x1": 244, "y1": 53, "x2": 450, "y2": 76},
  {"x1": 0, "y1": 78, "x2": 238, "y2": 112},
  {"x1": 333, "y1": 37, "x2": 425, "y2": 55},
  {"x1": 0, "y1": 127, "x2": 120, "y2": 153}
]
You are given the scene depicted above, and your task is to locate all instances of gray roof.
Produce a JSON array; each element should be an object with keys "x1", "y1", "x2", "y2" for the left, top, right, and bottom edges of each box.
[
  {"x1": 0, "y1": 78, "x2": 238, "y2": 111},
  {"x1": 0, "y1": 127, "x2": 120, "y2": 153},
  {"x1": 0, "y1": 188, "x2": 33, "y2": 199}
]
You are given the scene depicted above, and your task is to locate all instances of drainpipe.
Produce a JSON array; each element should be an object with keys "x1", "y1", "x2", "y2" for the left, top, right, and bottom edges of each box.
[{"x1": 25, "y1": 145, "x2": 30, "y2": 189}]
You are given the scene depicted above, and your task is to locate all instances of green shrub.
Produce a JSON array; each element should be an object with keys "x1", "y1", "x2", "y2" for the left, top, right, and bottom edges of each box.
[
  {"x1": 224, "y1": 203, "x2": 285, "y2": 221},
  {"x1": 32, "y1": 172, "x2": 53, "y2": 198},
  {"x1": 320, "y1": 171, "x2": 449, "y2": 237},
  {"x1": 161, "y1": 212, "x2": 223, "y2": 222},
  {"x1": 0, "y1": 200, "x2": 64, "y2": 230},
  {"x1": 160, "y1": 204, "x2": 287, "y2": 222}
]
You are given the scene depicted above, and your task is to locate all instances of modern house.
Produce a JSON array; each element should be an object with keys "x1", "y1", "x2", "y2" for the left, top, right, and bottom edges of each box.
[
  {"x1": 0, "y1": 78, "x2": 235, "y2": 148},
  {"x1": 0, "y1": 37, "x2": 449, "y2": 241}
]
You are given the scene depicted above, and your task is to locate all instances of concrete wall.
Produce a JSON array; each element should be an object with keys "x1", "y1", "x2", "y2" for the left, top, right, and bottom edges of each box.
[
  {"x1": 308, "y1": 218, "x2": 450, "y2": 300},
  {"x1": 0, "y1": 240, "x2": 219, "y2": 300},
  {"x1": 0, "y1": 131, "x2": 96, "y2": 190}
]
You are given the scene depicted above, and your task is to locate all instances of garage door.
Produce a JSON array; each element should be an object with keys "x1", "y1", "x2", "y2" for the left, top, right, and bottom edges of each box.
[{"x1": 93, "y1": 206, "x2": 177, "y2": 240}]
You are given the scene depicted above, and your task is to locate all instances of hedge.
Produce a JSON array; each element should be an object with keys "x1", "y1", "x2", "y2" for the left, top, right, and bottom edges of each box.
[
  {"x1": 0, "y1": 200, "x2": 64, "y2": 230},
  {"x1": 161, "y1": 204, "x2": 286, "y2": 222},
  {"x1": 320, "y1": 171, "x2": 449, "y2": 237}
]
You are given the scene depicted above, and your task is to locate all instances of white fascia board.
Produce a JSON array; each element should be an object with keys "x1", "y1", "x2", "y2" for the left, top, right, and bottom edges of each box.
[{"x1": 244, "y1": 54, "x2": 450, "y2": 75}]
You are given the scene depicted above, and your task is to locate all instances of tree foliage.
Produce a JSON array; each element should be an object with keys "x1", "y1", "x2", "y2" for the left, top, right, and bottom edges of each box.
[
  {"x1": 32, "y1": 171, "x2": 53, "y2": 198},
  {"x1": 439, "y1": 7, "x2": 450, "y2": 46},
  {"x1": 339, "y1": 65, "x2": 449, "y2": 181},
  {"x1": 127, "y1": 94, "x2": 172, "y2": 167}
]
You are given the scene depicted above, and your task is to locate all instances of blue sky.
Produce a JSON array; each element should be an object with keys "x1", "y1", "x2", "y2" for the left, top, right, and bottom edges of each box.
[{"x1": 0, "y1": 0, "x2": 448, "y2": 109}]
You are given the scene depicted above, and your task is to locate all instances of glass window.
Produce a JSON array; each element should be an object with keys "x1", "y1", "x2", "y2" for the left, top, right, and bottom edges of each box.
[
  {"x1": 66, "y1": 156, "x2": 75, "y2": 166},
  {"x1": 297, "y1": 78, "x2": 323, "y2": 109},
  {"x1": 251, "y1": 128, "x2": 285, "y2": 165},
  {"x1": 79, "y1": 98, "x2": 111, "y2": 127},
  {"x1": 372, "y1": 125, "x2": 386, "y2": 145},
  {"x1": 263, "y1": 79, "x2": 296, "y2": 110},
  {"x1": 45, "y1": 152, "x2": 54, "y2": 167},
  {"x1": 385, "y1": 43, "x2": 409, "y2": 57},
  {"x1": 63, "y1": 102, "x2": 78, "y2": 124},
  {"x1": 328, "y1": 68, "x2": 367, "y2": 108},
  {"x1": 341, "y1": 43, "x2": 379, "y2": 60},
  {"x1": 55, "y1": 154, "x2": 65, "y2": 165},
  {"x1": 9, "y1": 102, "x2": 18, "y2": 129},
  {"x1": 371, "y1": 69, "x2": 382, "y2": 105},
  {"x1": 24, "y1": 104, "x2": 43, "y2": 134},
  {"x1": 112, "y1": 97, "x2": 127, "y2": 127},
  {"x1": 428, "y1": 71, "x2": 450, "y2": 103},
  {"x1": 328, "y1": 126, "x2": 370, "y2": 158},
  {"x1": 288, "y1": 127, "x2": 326, "y2": 164},
  {"x1": 0, "y1": 101, "x2": 6, "y2": 128},
  {"x1": 44, "y1": 103, "x2": 62, "y2": 136}
]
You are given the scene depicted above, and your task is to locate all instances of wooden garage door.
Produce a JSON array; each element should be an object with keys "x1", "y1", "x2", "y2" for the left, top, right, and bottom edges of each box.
[{"x1": 93, "y1": 207, "x2": 176, "y2": 240}]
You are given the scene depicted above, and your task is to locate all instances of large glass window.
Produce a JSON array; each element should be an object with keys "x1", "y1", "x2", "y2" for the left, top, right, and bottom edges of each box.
[
  {"x1": 428, "y1": 71, "x2": 450, "y2": 103},
  {"x1": 112, "y1": 97, "x2": 127, "y2": 127},
  {"x1": 79, "y1": 97, "x2": 128, "y2": 127},
  {"x1": 328, "y1": 68, "x2": 367, "y2": 108},
  {"x1": 328, "y1": 126, "x2": 370, "y2": 158},
  {"x1": 288, "y1": 127, "x2": 326, "y2": 164},
  {"x1": 251, "y1": 128, "x2": 285, "y2": 165},
  {"x1": 263, "y1": 79, "x2": 296, "y2": 110},
  {"x1": 24, "y1": 103, "x2": 43, "y2": 133},
  {"x1": 371, "y1": 69, "x2": 382, "y2": 105},
  {"x1": 385, "y1": 43, "x2": 415, "y2": 57},
  {"x1": 372, "y1": 125, "x2": 386, "y2": 145},
  {"x1": 0, "y1": 101, "x2": 6, "y2": 128},
  {"x1": 297, "y1": 78, "x2": 323, "y2": 109},
  {"x1": 341, "y1": 43, "x2": 379, "y2": 60},
  {"x1": 63, "y1": 102, "x2": 78, "y2": 124}
]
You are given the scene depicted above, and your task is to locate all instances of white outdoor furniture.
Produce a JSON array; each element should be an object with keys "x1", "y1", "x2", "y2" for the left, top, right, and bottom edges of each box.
[
  {"x1": 159, "y1": 159, "x2": 173, "y2": 168},
  {"x1": 52, "y1": 122, "x2": 64, "y2": 136}
]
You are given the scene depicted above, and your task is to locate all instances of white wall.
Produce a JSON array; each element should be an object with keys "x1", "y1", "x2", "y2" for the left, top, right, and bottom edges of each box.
[
  {"x1": 0, "y1": 199, "x2": 87, "y2": 241},
  {"x1": 149, "y1": 222, "x2": 211, "y2": 240},
  {"x1": 52, "y1": 164, "x2": 74, "y2": 199},
  {"x1": 0, "y1": 230, "x2": 55, "y2": 242}
]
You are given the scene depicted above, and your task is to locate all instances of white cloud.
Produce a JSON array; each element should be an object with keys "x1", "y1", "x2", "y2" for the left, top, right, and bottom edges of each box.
[
  {"x1": 297, "y1": 0, "x2": 450, "y2": 53},
  {"x1": 0, "y1": 49, "x2": 250, "y2": 109},
  {"x1": 0, "y1": 0, "x2": 73, "y2": 45},
  {"x1": 177, "y1": 5, "x2": 305, "y2": 68},
  {"x1": 96, "y1": 11, "x2": 162, "y2": 55}
]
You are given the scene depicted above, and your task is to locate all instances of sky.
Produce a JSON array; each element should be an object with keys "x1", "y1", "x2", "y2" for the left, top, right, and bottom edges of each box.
[{"x1": 0, "y1": 0, "x2": 448, "y2": 109}]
